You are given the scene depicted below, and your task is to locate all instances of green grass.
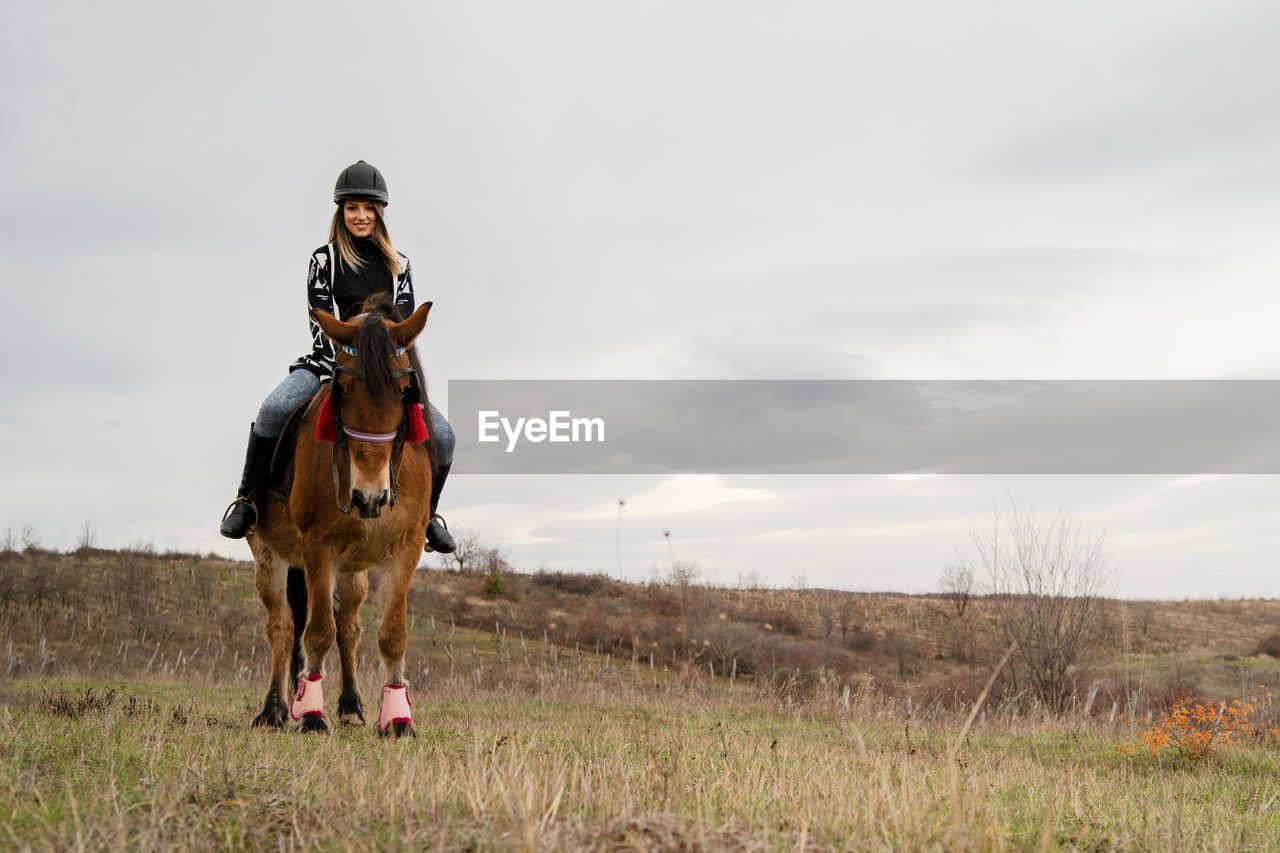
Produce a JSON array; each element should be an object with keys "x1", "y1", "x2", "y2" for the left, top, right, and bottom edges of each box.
[{"x1": 4, "y1": 678, "x2": 1280, "y2": 851}]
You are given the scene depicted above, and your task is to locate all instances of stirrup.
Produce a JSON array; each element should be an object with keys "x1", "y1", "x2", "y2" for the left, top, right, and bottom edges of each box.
[
  {"x1": 220, "y1": 497, "x2": 259, "y2": 538},
  {"x1": 424, "y1": 513, "x2": 454, "y2": 554},
  {"x1": 221, "y1": 497, "x2": 259, "y2": 524}
]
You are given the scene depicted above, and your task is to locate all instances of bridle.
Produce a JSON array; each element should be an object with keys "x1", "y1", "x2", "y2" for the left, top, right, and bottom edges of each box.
[{"x1": 325, "y1": 341, "x2": 423, "y2": 515}]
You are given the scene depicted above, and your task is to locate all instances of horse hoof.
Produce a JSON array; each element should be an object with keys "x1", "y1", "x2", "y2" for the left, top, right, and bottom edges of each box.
[
  {"x1": 299, "y1": 715, "x2": 329, "y2": 734},
  {"x1": 338, "y1": 693, "x2": 365, "y2": 726},
  {"x1": 252, "y1": 696, "x2": 288, "y2": 729},
  {"x1": 251, "y1": 709, "x2": 286, "y2": 729},
  {"x1": 379, "y1": 720, "x2": 415, "y2": 739}
]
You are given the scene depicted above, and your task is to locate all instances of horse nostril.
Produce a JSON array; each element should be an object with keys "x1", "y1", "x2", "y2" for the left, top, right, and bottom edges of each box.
[{"x1": 351, "y1": 489, "x2": 388, "y2": 518}]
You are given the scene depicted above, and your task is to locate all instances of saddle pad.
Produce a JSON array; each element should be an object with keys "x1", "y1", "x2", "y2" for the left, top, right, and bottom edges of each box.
[{"x1": 266, "y1": 389, "x2": 328, "y2": 503}]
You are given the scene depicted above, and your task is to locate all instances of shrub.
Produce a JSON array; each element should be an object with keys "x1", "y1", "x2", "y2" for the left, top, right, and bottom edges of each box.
[
  {"x1": 573, "y1": 611, "x2": 616, "y2": 647},
  {"x1": 1255, "y1": 632, "x2": 1280, "y2": 657},
  {"x1": 776, "y1": 642, "x2": 819, "y2": 673},
  {"x1": 480, "y1": 573, "x2": 505, "y2": 598},
  {"x1": 515, "y1": 593, "x2": 556, "y2": 632},
  {"x1": 843, "y1": 626, "x2": 876, "y2": 653},
  {"x1": 920, "y1": 673, "x2": 983, "y2": 711},
  {"x1": 645, "y1": 586, "x2": 678, "y2": 616},
  {"x1": 881, "y1": 630, "x2": 921, "y2": 678},
  {"x1": 531, "y1": 569, "x2": 612, "y2": 597},
  {"x1": 1122, "y1": 691, "x2": 1278, "y2": 760},
  {"x1": 868, "y1": 675, "x2": 900, "y2": 698},
  {"x1": 752, "y1": 607, "x2": 803, "y2": 636}
]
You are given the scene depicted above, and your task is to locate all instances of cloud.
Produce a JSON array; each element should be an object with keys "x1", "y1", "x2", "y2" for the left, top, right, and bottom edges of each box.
[
  {"x1": 980, "y1": 3, "x2": 1280, "y2": 191},
  {"x1": 4, "y1": 1, "x2": 1280, "y2": 598}
]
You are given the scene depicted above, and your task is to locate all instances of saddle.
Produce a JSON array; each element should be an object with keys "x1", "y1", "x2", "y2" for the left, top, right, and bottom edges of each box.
[{"x1": 264, "y1": 393, "x2": 322, "y2": 508}]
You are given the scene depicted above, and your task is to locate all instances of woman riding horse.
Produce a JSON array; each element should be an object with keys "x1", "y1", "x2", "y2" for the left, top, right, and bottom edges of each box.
[
  {"x1": 219, "y1": 160, "x2": 456, "y2": 555},
  {"x1": 249, "y1": 294, "x2": 435, "y2": 736}
]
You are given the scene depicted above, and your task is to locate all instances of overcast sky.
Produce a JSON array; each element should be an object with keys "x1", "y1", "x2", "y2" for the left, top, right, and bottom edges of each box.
[{"x1": 3, "y1": 1, "x2": 1280, "y2": 597}]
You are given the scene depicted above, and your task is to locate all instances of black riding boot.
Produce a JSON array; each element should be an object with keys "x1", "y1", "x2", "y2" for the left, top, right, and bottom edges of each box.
[
  {"x1": 220, "y1": 425, "x2": 273, "y2": 539},
  {"x1": 424, "y1": 461, "x2": 456, "y2": 553}
]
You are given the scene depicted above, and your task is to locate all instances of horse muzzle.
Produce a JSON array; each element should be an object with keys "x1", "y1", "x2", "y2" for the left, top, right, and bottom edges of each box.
[{"x1": 351, "y1": 488, "x2": 389, "y2": 519}]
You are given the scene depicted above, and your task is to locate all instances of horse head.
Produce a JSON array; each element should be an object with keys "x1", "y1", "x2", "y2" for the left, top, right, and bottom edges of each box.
[{"x1": 311, "y1": 294, "x2": 432, "y2": 518}]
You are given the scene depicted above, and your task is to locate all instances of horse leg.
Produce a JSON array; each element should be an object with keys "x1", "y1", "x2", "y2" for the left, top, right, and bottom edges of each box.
[
  {"x1": 250, "y1": 545, "x2": 292, "y2": 728},
  {"x1": 335, "y1": 571, "x2": 368, "y2": 725},
  {"x1": 375, "y1": 548, "x2": 420, "y2": 738},
  {"x1": 287, "y1": 567, "x2": 307, "y2": 685},
  {"x1": 296, "y1": 547, "x2": 336, "y2": 733}
]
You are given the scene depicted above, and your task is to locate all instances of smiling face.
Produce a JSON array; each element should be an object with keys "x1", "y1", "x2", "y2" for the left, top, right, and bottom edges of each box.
[{"x1": 342, "y1": 200, "x2": 379, "y2": 239}]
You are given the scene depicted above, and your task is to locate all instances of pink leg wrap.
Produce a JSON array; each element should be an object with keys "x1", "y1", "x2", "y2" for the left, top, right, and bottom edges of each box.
[
  {"x1": 378, "y1": 683, "x2": 413, "y2": 733},
  {"x1": 290, "y1": 673, "x2": 325, "y2": 721}
]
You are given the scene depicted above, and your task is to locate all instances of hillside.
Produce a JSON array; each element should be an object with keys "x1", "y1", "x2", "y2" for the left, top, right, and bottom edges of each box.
[{"x1": 3, "y1": 545, "x2": 1279, "y2": 714}]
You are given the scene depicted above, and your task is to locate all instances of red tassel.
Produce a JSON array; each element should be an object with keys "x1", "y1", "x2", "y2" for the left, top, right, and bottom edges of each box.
[
  {"x1": 316, "y1": 396, "x2": 336, "y2": 442},
  {"x1": 405, "y1": 404, "x2": 429, "y2": 444}
]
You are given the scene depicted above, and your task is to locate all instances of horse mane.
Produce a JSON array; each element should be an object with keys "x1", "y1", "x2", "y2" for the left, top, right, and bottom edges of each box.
[
  {"x1": 354, "y1": 294, "x2": 401, "y2": 410},
  {"x1": 353, "y1": 296, "x2": 435, "y2": 472}
]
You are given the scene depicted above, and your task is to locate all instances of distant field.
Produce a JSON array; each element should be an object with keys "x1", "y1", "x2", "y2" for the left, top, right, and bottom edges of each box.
[{"x1": 5, "y1": 546, "x2": 1280, "y2": 707}]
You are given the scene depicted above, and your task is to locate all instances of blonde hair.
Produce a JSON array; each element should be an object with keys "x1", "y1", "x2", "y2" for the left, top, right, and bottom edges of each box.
[{"x1": 329, "y1": 202, "x2": 404, "y2": 278}]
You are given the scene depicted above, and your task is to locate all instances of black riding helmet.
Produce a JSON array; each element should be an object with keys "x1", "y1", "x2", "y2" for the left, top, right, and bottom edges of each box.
[{"x1": 334, "y1": 160, "x2": 389, "y2": 206}]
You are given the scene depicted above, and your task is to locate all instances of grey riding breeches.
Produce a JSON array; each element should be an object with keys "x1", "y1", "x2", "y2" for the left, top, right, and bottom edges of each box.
[{"x1": 253, "y1": 370, "x2": 455, "y2": 466}]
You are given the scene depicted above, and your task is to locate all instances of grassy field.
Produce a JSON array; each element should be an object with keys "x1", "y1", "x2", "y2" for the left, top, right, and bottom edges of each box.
[
  {"x1": 5, "y1": 675, "x2": 1280, "y2": 851},
  {"x1": 5, "y1": 548, "x2": 1280, "y2": 849}
]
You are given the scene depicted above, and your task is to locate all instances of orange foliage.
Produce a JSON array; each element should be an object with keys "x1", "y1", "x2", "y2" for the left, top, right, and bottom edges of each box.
[{"x1": 1121, "y1": 689, "x2": 1279, "y2": 760}]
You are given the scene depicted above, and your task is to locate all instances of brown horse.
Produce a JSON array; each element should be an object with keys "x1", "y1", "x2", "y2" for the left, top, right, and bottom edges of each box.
[{"x1": 247, "y1": 294, "x2": 433, "y2": 737}]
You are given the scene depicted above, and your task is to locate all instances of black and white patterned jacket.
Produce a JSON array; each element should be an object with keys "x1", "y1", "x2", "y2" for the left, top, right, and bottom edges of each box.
[{"x1": 288, "y1": 243, "x2": 414, "y2": 378}]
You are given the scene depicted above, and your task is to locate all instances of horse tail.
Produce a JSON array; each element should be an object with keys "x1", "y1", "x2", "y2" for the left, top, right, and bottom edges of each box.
[{"x1": 287, "y1": 567, "x2": 307, "y2": 683}]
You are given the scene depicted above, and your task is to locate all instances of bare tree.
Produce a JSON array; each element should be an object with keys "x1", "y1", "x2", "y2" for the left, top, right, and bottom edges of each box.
[
  {"x1": 193, "y1": 562, "x2": 217, "y2": 608},
  {"x1": 817, "y1": 592, "x2": 836, "y2": 641},
  {"x1": 20, "y1": 522, "x2": 40, "y2": 553},
  {"x1": 670, "y1": 560, "x2": 698, "y2": 628},
  {"x1": 75, "y1": 519, "x2": 97, "y2": 554},
  {"x1": 1131, "y1": 600, "x2": 1157, "y2": 642},
  {"x1": 958, "y1": 502, "x2": 1114, "y2": 712},
  {"x1": 817, "y1": 591, "x2": 837, "y2": 670},
  {"x1": 938, "y1": 561, "x2": 975, "y2": 618},
  {"x1": 440, "y1": 528, "x2": 483, "y2": 574},
  {"x1": 837, "y1": 596, "x2": 856, "y2": 640},
  {"x1": 217, "y1": 602, "x2": 253, "y2": 643},
  {"x1": 704, "y1": 621, "x2": 772, "y2": 676},
  {"x1": 479, "y1": 544, "x2": 510, "y2": 576}
]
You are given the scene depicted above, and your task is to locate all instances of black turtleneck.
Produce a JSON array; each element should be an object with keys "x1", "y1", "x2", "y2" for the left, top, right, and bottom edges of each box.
[
  {"x1": 333, "y1": 237, "x2": 393, "y2": 320},
  {"x1": 290, "y1": 241, "x2": 415, "y2": 378}
]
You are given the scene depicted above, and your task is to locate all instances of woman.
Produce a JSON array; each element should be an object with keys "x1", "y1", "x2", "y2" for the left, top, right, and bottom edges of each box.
[{"x1": 219, "y1": 160, "x2": 456, "y2": 553}]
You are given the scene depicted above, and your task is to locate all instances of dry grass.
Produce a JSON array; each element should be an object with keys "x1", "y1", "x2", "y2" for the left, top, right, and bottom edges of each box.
[
  {"x1": 4, "y1": 675, "x2": 1280, "y2": 851},
  {"x1": 4, "y1": 548, "x2": 1280, "y2": 848}
]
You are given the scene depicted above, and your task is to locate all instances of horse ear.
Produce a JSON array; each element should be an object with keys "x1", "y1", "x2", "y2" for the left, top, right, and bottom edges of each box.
[
  {"x1": 312, "y1": 309, "x2": 358, "y2": 347},
  {"x1": 390, "y1": 302, "x2": 431, "y2": 348}
]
